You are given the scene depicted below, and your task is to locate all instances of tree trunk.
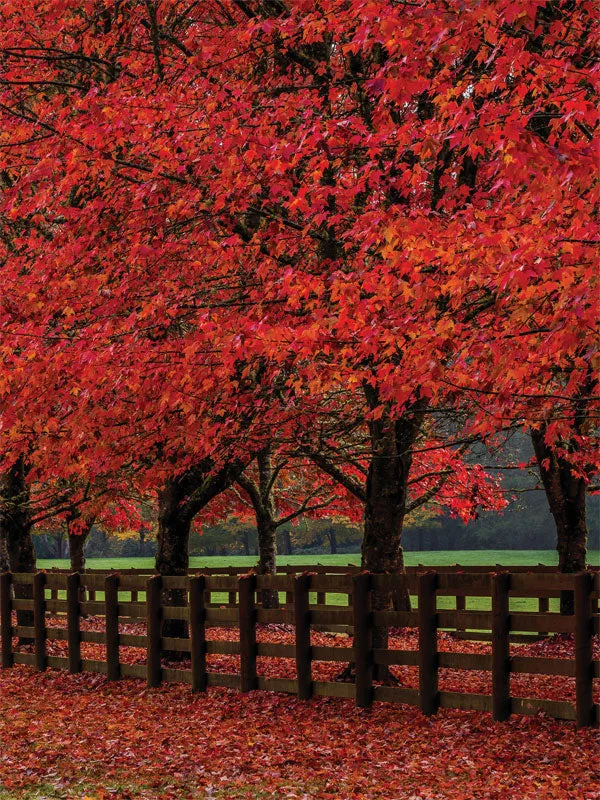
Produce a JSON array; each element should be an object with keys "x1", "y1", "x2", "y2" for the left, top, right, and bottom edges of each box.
[
  {"x1": 155, "y1": 479, "x2": 191, "y2": 647},
  {"x1": 1, "y1": 458, "x2": 36, "y2": 639},
  {"x1": 242, "y1": 529, "x2": 250, "y2": 556},
  {"x1": 0, "y1": 528, "x2": 9, "y2": 573},
  {"x1": 68, "y1": 516, "x2": 93, "y2": 604},
  {"x1": 327, "y1": 526, "x2": 338, "y2": 554},
  {"x1": 257, "y1": 516, "x2": 279, "y2": 608},
  {"x1": 356, "y1": 396, "x2": 425, "y2": 681},
  {"x1": 531, "y1": 428, "x2": 588, "y2": 614}
]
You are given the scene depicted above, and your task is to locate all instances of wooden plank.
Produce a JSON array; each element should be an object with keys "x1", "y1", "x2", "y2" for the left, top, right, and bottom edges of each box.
[
  {"x1": 189, "y1": 575, "x2": 207, "y2": 693},
  {"x1": 257, "y1": 642, "x2": 296, "y2": 659},
  {"x1": 511, "y1": 697, "x2": 576, "y2": 721},
  {"x1": 1, "y1": 573, "x2": 13, "y2": 668},
  {"x1": 371, "y1": 610, "x2": 418, "y2": 628},
  {"x1": 439, "y1": 692, "x2": 493, "y2": 712},
  {"x1": 310, "y1": 608, "x2": 353, "y2": 626},
  {"x1": 510, "y1": 573, "x2": 576, "y2": 592},
  {"x1": 46, "y1": 627, "x2": 68, "y2": 641},
  {"x1": 309, "y1": 575, "x2": 353, "y2": 592},
  {"x1": 438, "y1": 652, "x2": 492, "y2": 671},
  {"x1": 256, "y1": 677, "x2": 298, "y2": 694},
  {"x1": 161, "y1": 637, "x2": 190, "y2": 652},
  {"x1": 120, "y1": 663, "x2": 147, "y2": 680},
  {"x1": 116, "y1": 602, "x2": 150, "y2": 619},
  {"x1": 353, "y1": 572, "x2": 373, "y2": 708},
  {"x1": 373, "y1": 686, "x2": 419, "y2": 705},
  {"x1": 146, "y1": 575, "x2": 162, "y2": 688},
  {"x1": 46, "y1": 655, "x2": 69, "y2": 670},
  {"x1": 116, "y1": 575, "x2": 153, "y2": 591},
  {"x1": 118, "y1": 633, "x2": 147, "y2": 648},
  {"x1": 492, "y1": 572, "x2": 511, "y2": 722},
  {"x1": 436, "y1": 573, "x2": 491, "y2": 594},
  {"x1": 161, "y1": 606, "x2": 189, "y2": 621},
  {"x1": 510, "y1": 656, "x2": 575, "y2": 677},
  {"x1": 66, "y1": 573, "x2": 81, "y2": 674},
  {"x1": 13, "y1": 652, "x2": 36, "y2": 666},
  {"x1": 206, "y1": 640, "x2": 240, "y2": 655},
  {"x1": 12, "y1": 599, "x2": 34, "y2": 611},
  {"x1": 33, "y1": 572, "x2": 47, "y2": 672},
  {"x1": 509, "y1": 612, "x2": 573, "y2": 634},
  {"x1": 311, "y1": 645, "x2": 352, "y2": 663},
  {"x1": 160, "y1": 576, "x2": 189, "y2": 590},
  {"x1": 205, "y1": 576, "x2": 240, "y2": 592},
  {"x1": 79, "y1": 601, "x2": 108, "y2": 616},
  {"x1": 418, "y1": 571, "x2": 439, "y2": 716},
  {"x1": 312, "y1": 681, "x2": 355, "y2": 699},
  {"x1": 373, "y1": 648, "x2": 418, "y2": 667},
  {"x1": 255, "y1": 575, "x2": 293, "y2": 591},
  {"x1": 238, "y1": 574, "x2": 257, "y2": 692},
  {"x1": 255, "y1": 609, "x2": 294, "y2": 624},
  {"x1": 574, "y1": 572, "x2": 594, "y2": 728},
  {"x1": 294, "y1": 573, "x2": 312, "y2": 700},
  {"x1": 11, "y1": 573, "x2": 36, "y2": 584},
  {"x1": 206, "y1": 672, "x2": 240, "y2": 689},
  {"x1": 44, "y1": 600, "x2": 68, "y2": 614},
  {"x1": 105, "y1": 574, "x2": 120, "y2": 681},
  {"x1": 81, "y1": 659, "x2": 108, "y2": 674},
  {"x1": 438, "y1": 611, "x2": 492, "y2": 630},
  {"x1": 79, "y1": 630, "x2": 107, "y2": 644},
  {"x1": 205, "y1": 608, "x2": 239, "y2": 625},
  {"x1": 162, "y1": 667, "x2": 192, "y2": 684}
]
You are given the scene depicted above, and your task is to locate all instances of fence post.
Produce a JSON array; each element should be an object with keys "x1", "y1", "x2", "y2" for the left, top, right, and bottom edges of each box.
[
  {"x1": 105, "y1": 574, "x2": 120, "y2": 681},
  {"x1": 353, "y1": 572, "x2": 373, "y2": 708},
  {"x1": 455, "y1": 594, "x2": 466, "y2": 633},
  {"x1": 294, "y1": 574, "x2": 312, "y2": 700},
  {"x1": 491, "y1": 572, "x2": 511, "y2": 722},
  {"x1": 189, "y1": 576, "x2": 207, "y2": 693},
  {"x1": 0, "y1": 572, "x2": 13, "y2": 668},
  {"x1": 146, "y1": 575, "x2": 162, "y2": 688},
  {"x1": 418, "y1": 571, "x2": 439, "y2": 716},
  {"x1": 33, "y1": 572, "x2": 47, "y2": 672},
  {"x1": 66, "y1": 573, "x2": 82, "y2": 674},
  {"x1": 239, "y1": 574, "x2": 257, "y2": 692},
  {"x1": 574, "y1": 572, "x2": 594, "y2": 728}
]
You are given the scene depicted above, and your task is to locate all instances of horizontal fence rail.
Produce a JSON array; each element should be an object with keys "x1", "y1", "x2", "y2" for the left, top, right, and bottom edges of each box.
[{"x1": 1, "y1": 570, "x2": 598, "y2": 728}]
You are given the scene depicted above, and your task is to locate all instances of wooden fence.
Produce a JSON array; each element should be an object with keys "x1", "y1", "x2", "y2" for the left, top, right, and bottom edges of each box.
[{"x1": 1, "y1": 570, "x2": 598, "y2": 728}]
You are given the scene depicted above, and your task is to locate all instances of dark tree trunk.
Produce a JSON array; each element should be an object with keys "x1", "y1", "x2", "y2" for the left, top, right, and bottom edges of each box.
[
  {"x1": 1, "y1": 458, "x2": 36, "y2": 639},
  {"x1": 242, "y1": 529, "x2": 250, "y2": 556},
  {"x1": 68, "y1": 531, "x2": 87, "y2": 573},
  {"x1": 156, "y1": 479, "x2": 191, "y2": 645},
  {"x1": 68, "y1": 516, "x2": 93, "y2": 604},
  {"x1": 0, "y1": 532, "x2": 8, "y2": 573},
  {"x1": 257, "y1": 516, "x2": 279, "y2": 608},
  {"x1": 279, "y1": 529, "x2": 292, "y2": 555},
  {"x1": 531, "y1": 428, "x2": 588, "y2": 614},
  {"x1": 357, "y1": 393, "x2": 425, "y2": 681},
  {"x1": 327, "y1": 526, "x2": 338, "y2": 554}
]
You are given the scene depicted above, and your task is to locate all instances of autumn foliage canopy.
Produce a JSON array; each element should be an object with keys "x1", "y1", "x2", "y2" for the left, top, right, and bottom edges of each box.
[{"x1": 0, "y1": 1, "x2": 597, "y2": 543}]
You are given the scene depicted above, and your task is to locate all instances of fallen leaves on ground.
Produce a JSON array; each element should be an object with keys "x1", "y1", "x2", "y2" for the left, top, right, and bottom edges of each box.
[{"x1": 2, "y1": 620, "x2": 598, "y2": 799}]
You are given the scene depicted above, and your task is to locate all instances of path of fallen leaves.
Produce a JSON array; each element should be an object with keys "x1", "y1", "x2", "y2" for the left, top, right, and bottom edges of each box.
[{"x1": 1, "y1": 619, "x2": 598, "y2": 799}]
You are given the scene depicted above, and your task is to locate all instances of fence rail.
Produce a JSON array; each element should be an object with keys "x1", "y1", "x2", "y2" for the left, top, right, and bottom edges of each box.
[{"x1": 1, "y1": 570, "x2": 598, "y2": 728}]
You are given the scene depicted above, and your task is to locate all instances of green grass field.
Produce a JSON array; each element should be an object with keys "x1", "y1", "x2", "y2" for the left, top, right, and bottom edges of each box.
[
  {"x1": 37, "y1": 550, "x2": 599, "y2": 615},
  {"x1": 38, "y1": 548, "x2": 600, "y2": 572}
]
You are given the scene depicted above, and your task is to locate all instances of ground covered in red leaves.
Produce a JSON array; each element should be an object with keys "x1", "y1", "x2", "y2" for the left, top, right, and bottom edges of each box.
[{"x1": 1, "y1": 622, "x2": 598, "y2": 799}]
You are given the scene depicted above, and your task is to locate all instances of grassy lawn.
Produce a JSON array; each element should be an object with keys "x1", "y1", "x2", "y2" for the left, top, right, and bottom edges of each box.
[{"x1": 38, "y1": 548, "x2": 600, "y2": 571}]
